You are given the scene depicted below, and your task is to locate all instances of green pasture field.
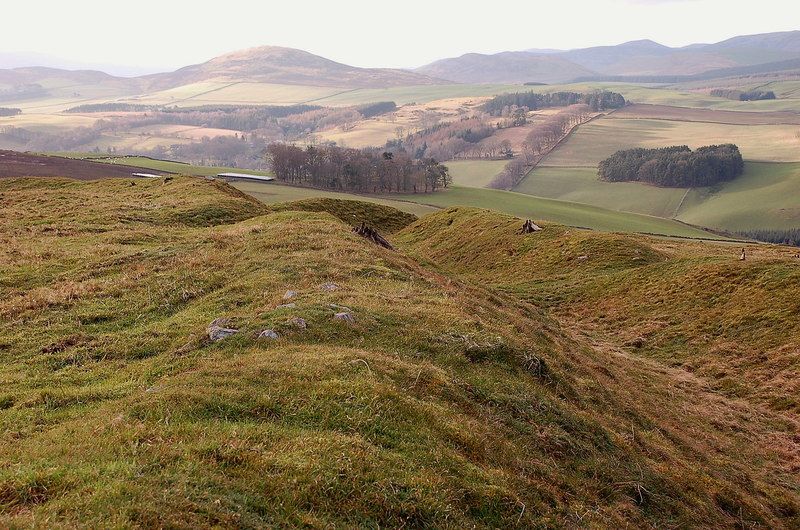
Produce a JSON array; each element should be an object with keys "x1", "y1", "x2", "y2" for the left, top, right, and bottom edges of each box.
[
  {"x1": 677, "y1": 162, "x2": 800, "y2": 230},
  {"x1": 230, "y1": 181, "x2": 438, "y2": 217},
  {"x1": 389, "y1": 186, "x2": 719, "y2": 238},
  {"x1": 541, "y1": 117, "x2": 800, "y2": 167},
  {"x1": 517, "y1": 166, "x2": 688, "y2": 218},
  {"x1": 444, "y1": 159, "x2": 508, "y2": 187}
]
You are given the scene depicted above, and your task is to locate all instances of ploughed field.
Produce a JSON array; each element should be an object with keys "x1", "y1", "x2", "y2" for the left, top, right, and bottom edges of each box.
[{"x1": 0, "y1": 151, "x2": 167, "y2": 179}]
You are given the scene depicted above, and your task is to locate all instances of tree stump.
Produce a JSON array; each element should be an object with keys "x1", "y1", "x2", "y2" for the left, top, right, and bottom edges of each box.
[
  {"x1": 740, "y1": 248, "x2": 746, "y2": 261},
  {"x1": 353, "y1": 222, "x2": 394, "y2": 250},
  {"x1": 520, "y1": 219, "x2": 542, "y2": 234}
]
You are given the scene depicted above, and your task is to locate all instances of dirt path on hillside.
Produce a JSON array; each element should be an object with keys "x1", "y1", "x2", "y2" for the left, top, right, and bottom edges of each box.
[{"x1": 558, "y1": 316, "x2": 799, "y2": 472}]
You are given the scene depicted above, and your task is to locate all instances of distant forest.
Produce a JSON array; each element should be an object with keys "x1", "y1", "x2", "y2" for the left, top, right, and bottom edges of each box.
[
  {"x1": 481, "y1": 90, "x2": 626, "y2": 116},
  {"x1": 0, "y1": 83, "x2": 47, "y2": 102},
  {"x1": 733, "y1": 228, "x2": 800, "y2": 247},
  {"x1": 709, "y1": 89, "x2": 776, "y2": 101},
  {"x1": 0, "y1": 107, "x2": 21, "y2": 117},
  {"x1": 598, "y1": 145, "x2": 744, "y2": 187},
  {"x1": 267, "y1": 143, "x2": 450, "y2": 193},
  {"x1": 4, "y1": 102, "x2": 400, "y2": 167}
]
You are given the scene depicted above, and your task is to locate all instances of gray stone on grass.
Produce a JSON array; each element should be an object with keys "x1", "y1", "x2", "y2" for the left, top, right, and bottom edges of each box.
[
  {"x1": 321, "y1": 282, "x2": 339, "y2": 292},
  {"x1": 276, "y1": 303, "x2": 296, "y2": 310},
  {"x1": 207, "y1": 318, "x2": 239, "y2": 341},
  {"x1": 283, "y1": 290, "x2": 298, "y2": 300},
  {"x1": 333, "y1": 312, "x2": 355, "y2": 324},
  {"x1": 288, "y1": 317, "x2": 307, "y2": 329},
  {"x1": 258, "y1": 329, "x2": 280, "y2": 340}
]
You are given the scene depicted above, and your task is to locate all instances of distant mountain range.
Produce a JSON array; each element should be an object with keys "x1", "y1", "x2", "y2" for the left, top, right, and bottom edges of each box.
[
  {"x1": 1, "y1": 31, "x2": 799, "y2": 96},
  {"x1": 417, "y1": 31, "x2": 800, "y2": 83}
]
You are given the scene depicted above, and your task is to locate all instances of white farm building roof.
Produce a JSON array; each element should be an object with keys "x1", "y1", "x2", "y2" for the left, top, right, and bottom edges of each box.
[{"x1": 217, "y1": 172, "x2": 275, "y2": 182}]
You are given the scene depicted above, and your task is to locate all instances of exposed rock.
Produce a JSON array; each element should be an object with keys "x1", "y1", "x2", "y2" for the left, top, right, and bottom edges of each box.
[
  {"x1": 520, "y1": 219, "x2": 542, "y2": 234},
  {"x1": 288, "y1": 317, "x2": 307, "y2": 329},
  {"x1": 577, "y1": 255, "x2": 589, "y2": 262},
  {"x1": 626, "y1": 336, "x2": 647, "y2": 349},
  {"x1": 334, "y1": 312, "x2": 355, "y2": 324},
  {"x1": 258, "y1": 329, "x2": 280, "y2": 340},
  {"x1": 321, "y1": 282, "x2": 339, "y2": 292},
  {"x1": 283, "y1": 290, "x2": 298, "y2": 300},
  {"x1": 276, "y1": 303, "x2": 296, "y2": 310},
  {"x1": 329, "y1": 303, "x2": 352, "y2": 312},
  {"x1": 207, "y1": 318, "x2": 239, "y2": 341},
  {"x1": 352, "y1": 222, "x2": 393, "y2": 250}
]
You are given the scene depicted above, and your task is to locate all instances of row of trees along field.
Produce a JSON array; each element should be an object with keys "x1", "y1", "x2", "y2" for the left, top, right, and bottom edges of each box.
[
  {"x1": 266, "y1": 143, "x2": 451, "y2": 193},
  {"x1": 733, "y1": 228, "x2": 800, "y2": 247},
  {"x1": 709, "y1": 89, "x2": 776, "y2": 101},
  {"x1": 64, "y1": 102, "x2": 396, "y2": 133},
  {"x1": 598, "y1": 144, "x2": 744, "y2": 187},
  {"x1": 489, "y1": 104, "x2": 595, "y2": 189},
  {"x1": 481, "y1": 90, "x2": 626, "y2": 116},
  {"x1": 0, "y1": 107, "x2": 21, "y2": 117}
]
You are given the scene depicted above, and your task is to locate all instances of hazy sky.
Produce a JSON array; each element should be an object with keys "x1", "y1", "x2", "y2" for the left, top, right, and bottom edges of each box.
[{"x1": 3, "y1": 0, "x2": 798, "y2": 74}]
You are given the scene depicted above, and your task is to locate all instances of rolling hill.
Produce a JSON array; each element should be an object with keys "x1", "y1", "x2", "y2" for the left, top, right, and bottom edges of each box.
[
  {"x1": 144, "y1": 46, "x2": 444, "y2": 90},
  {"x1": 0, "y1": 178, "x2": 797, "y2": 527},
  {"x1": 415, "y1": 51, "x2": 596, "y2": 84}
]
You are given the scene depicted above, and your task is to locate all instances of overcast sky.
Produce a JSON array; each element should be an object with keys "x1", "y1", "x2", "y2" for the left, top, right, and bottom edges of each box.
[{"x1": 2, "y1": 0, "x2": 798, "y2": 75}]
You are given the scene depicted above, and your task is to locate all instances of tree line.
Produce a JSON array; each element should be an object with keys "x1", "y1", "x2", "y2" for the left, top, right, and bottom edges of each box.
[
  {"x1": 488, "y1": 105, "x2": 594, "y2": 189},
  {"x1": 481, "y1": 90, "x2": 626, "y2": 116},
  {"x1": 709, "y1": 89, "x2": 776, "y2": 101},
  {"x1": 733, "y1": 228, "x2": 800, "y2": 247},
  {"x1": 266, "y1": 143, "x2": 450, "y2": 193},
  {"x1": 0, "y1": 107, "x2": 21, "y2": 117},
  {"x1": 386, "y1": 116, "x2": 498, "y2": 161},
  {"x1": 0, "y1": 84, "x2": 46, "y2": 102},
  {"x1": 598, "y1": 144, "x2": 744, "y2": 187}
]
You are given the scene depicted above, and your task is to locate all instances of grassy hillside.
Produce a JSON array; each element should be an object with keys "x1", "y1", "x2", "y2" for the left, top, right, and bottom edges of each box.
[
  {"x1": 397, "y1": 207, "x2": 800, "y2": 414},
  {"x1": 389, "y1": 186, "x2": 720, "y2": 238},
  {"x1": 677, "y1": 162, "x2": 800, "y2": 230},
  {"x1": 143, "y1": 46, "x2": 441, "y2": 91},
  {"x1": 1, "y1": 178, "x2": 797, "y2": 527},
  {"x1": 265, "y1": 198, "x2": 417, "y2": 233},
  {"x1": 517, "y1": 166, "x2": 688, "y2": 218}
]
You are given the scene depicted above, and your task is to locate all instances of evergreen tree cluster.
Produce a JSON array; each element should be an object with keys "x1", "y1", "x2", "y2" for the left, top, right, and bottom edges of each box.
[
  {"x1": 598, "y1": 144, "x2": 744, "y2": 187},
  {"x1": 355, "y1": 101, "x2": 397, "y2": 118},
  {"x1": 733, "y1": 228, "x2": 800, "y2": 247},
  {"x1": 0, "y1": 107, "x2": 21, "y2": 117},
  {"x1": 709, "y1": 89, "x2": 776, "y2": 101},
  {"x1": 482, "y1": 90, "x2": 625, "y2": 116}
]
